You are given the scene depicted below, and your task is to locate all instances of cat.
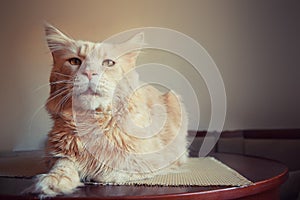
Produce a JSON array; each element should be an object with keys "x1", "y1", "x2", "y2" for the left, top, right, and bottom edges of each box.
[{"x1": 34, "y1": 23, "x2": 188, "y2": 197}]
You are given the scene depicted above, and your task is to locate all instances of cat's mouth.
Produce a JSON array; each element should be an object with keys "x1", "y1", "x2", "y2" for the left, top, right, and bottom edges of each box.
[{"x1": 80, "y1": 89, "x2": 100, "y2": 97}]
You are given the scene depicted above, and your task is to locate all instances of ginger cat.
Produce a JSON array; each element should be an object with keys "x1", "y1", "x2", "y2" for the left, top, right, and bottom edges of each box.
[{"x1": 35, "y1": 24, "x2": 188, "y2": 197}]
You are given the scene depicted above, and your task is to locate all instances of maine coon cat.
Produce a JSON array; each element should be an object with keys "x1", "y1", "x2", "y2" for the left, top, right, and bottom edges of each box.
[{"x1": 35, "y1": 24, "x2": 188, "y2": 197}]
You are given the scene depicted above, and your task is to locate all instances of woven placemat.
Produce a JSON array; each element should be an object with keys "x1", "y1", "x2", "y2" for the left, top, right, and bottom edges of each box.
[
  {"x1": 104, "y1": 157, "x2": 252, "y2": 186},
  {"x1": 0, "y1": 154, "x2": 252, "y2": 187}
]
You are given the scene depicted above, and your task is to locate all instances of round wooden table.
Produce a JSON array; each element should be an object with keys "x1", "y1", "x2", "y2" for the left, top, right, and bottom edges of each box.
[{"x1": 0, "y1": 153, "x2": 288, "y2": 200}]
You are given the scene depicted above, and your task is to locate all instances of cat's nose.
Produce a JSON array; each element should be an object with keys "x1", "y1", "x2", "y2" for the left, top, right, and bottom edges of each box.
[{"x1": 83, "y1": 70, "x2": 98, "y2": 80}]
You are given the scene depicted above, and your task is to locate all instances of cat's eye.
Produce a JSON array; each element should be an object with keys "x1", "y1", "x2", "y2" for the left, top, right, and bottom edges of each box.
[
  {"x1": 68, "y1": 58, "x2": 82, "y2": 66},
  {"x1": 102, "y1": 59, "x2": 115, "y2": 67}
]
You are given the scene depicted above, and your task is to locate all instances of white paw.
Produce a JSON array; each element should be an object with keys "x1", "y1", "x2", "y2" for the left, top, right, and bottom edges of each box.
[{"x1": 35, "y1": 173, "x2": 83, "y2": 197}]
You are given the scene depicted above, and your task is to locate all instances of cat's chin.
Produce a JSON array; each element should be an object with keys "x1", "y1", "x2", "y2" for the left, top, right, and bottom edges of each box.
[
  {"x1": 73, "y1": 94, "x2": 100, "y2": 111},
  {"x1": 73, "y1": 95, "x2": 110, "y2": 111}
]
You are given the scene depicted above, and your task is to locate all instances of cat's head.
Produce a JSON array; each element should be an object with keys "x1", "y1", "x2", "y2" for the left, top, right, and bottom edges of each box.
[{"x1": 45, "y1": 23, "x2": 144, "y2": 114}]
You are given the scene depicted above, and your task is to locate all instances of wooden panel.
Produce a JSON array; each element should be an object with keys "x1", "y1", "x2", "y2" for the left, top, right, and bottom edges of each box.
[
  {"x1": 189, "y1": 129, "x2": 300, "y2": 139},
  {"x1": 243, "y1": 129, "x2": 300, "y2": 139}
]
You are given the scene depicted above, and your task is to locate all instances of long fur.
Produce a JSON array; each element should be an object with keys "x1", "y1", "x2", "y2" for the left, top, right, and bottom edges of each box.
[{"x1": 35, "y1": 24, "x2": 188, "y2": 197}]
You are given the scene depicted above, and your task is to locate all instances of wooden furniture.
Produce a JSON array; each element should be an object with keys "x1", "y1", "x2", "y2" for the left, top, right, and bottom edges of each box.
[{"x1": 0, "y1": 153, "x2": 288, "y2": 200}]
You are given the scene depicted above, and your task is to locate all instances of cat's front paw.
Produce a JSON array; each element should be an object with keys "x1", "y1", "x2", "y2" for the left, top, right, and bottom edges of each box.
[{"x1": 35, "y1": 173, "x2": 83, "y2": 198}]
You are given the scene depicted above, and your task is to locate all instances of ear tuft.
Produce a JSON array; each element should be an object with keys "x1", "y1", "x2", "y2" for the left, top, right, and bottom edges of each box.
[
  {"x1": 44, "y1": 22, "x2": 74, "y2": 52},
  {"x1": 128, "y1": 32, "x2": 145, "y2": 45}
]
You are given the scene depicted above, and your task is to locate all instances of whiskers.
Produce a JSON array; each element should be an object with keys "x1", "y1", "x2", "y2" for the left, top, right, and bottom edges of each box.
[
  {"x1": 32, "y1": 72, "x2": 74, "y2": 93},
  {"x1": 51, "y1": 72, "x2": 73, "y2": 78},
  {"x1": 34, "y1": 75, "x2": 74, "y2": 112},
  {"x1": 46, "y1": 84, "x2": 73, "y2": 114},
  {"x1": 30, "y1": 73, "x2": 75, "y2": 132},
  {"x1": 54, "y1": 89, "x2": 73, "y2": 113}
]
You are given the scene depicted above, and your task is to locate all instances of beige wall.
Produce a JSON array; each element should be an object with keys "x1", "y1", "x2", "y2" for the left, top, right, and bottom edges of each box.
[{"x1": 0, "y1": 0, "x2": 299, "y2": 151}]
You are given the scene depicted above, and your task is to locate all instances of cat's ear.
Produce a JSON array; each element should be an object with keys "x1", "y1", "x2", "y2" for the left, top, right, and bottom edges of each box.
[
  {"x1": 44, "y1": 23, "x2": 75, "y2": 52},
  {"x1": 126, "y1": 32, "x2": 145, "y2": 46},
  {"x1": 119, "y1": 32, "x2": 145, "y2": 67}
]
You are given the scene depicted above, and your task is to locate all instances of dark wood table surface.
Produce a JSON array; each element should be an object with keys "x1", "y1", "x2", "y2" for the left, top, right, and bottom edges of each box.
[{"x1": 0, "y1": 153, "x2": 288, "y2": 200}]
